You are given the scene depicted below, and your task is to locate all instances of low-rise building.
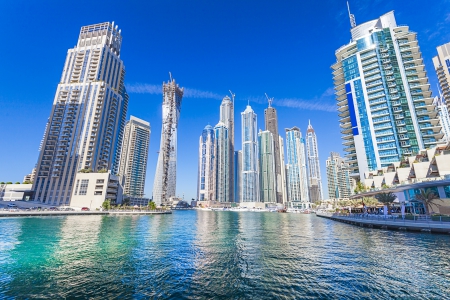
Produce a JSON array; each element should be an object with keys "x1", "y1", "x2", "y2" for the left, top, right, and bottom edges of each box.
[
  {"x1": 70, "y1": 172, "x2": 123, "y2": 210},
  {"x1": 0, "y1": 184, "x2": 33, "y2": 201}
]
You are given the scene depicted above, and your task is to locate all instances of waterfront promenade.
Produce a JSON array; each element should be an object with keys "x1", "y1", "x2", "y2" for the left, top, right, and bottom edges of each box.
[
  {"x1": 316, "y1": 212, "x2": 450, "y2": 234},
  {"x1": 0, "y1": 209, "x2": 172, "y2": 218}
]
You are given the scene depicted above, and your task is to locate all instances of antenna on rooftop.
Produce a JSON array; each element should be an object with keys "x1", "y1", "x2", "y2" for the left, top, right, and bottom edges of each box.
[
  {"x1": 347, "y1": 1, "x2": 356, "y2": 28},
  {"x1": 265, "y1": 93, "x2": 274, "y2": 108},
  {"x1": 229, "y1": 90, "x2": 235, "y2": 104},
  {"x1": 169, "y1": 72, "x2": 173, "y2": 82}
]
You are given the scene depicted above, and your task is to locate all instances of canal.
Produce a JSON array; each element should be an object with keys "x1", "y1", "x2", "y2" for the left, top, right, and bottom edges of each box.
[{"x1": 0, "y1": 210, "x2": 449, "y2": 299}]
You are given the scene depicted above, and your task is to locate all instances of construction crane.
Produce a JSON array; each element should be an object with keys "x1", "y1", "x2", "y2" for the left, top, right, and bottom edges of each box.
[{"x1": 265, "y1": 93, "x2": 274, "y2": 108}]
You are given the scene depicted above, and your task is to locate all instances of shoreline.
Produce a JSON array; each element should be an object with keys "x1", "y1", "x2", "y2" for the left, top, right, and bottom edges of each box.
[
  {"x1": 0, "y1": 210, "x2": 172, "y2": 218},
  {"x1": 316, "y1": 212, "x2": 450, "y2": 234}
]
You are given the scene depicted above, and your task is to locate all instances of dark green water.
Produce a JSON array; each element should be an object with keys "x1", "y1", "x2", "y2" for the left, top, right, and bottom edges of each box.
[{"x1": 0, "y1": 211, "x2": 449, "y2": 299}]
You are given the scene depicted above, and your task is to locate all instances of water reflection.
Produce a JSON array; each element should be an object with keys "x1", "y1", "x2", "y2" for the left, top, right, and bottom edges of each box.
[{"x1": 0, "y1": 212, "x2": 449, "y2": 299}]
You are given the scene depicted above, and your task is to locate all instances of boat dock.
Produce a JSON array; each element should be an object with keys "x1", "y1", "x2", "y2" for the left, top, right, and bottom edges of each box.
[{"x1": 316, "y1": 212, "x2": 450, "y2": 234}]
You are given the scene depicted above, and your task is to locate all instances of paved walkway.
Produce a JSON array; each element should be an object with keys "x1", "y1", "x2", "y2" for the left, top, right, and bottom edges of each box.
[{"x1": 316, "y1": 212, "x2": 450, "y2": 234}]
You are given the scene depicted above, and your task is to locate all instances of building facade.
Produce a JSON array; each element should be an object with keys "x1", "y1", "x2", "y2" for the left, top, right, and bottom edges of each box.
[
  {"x1": 264, "y1": 103, "x2": 284, "y2": 204},
  {"x1": 433, "y1": 42, "x2": 450, "y2": 107},
  {"x1": 70, "y1": 172, "x2": 123, "y2": 209},
  {"x1": 214, "y1": 122, "x2": 229, "y2": 202},
  {"x1": 33, "y1": 22, "x2": 128, "y2": 205},
  {"x1": 305, "y1": 121, "x2": 323, "y2": 202},
  {"x1": 433, "y1": 95, "x2": 450, "y2": 142},
  {"x1": 241, "y1": 105, "x2": 259, "y2": 202},
  {"x1": 153, "y1": 79, "x2": 184, "y2": 206},
  {"x1": 326, "y1": 152, "x2": 353, "y2": 199},
  {"x1": 332, "y1": 11, "x2": 441, "y2": 183},
  {"x1": 234, "y1": 150, "x2": 242, "y2": 202},
  {"x1": 258, "y1": 130, "x2": 276, "y2": 203},
  {"x1": 220, "y1": 96, "x2": 235, "y2": 202},
  {"x1": 118, "y1": 116, "x2": 150, "y2": 198},
  {"x1": 197, "y1": 125, "x2": 215, "y2": 201},
  {"x1": 285, "y1": 127, "x2": 309, "y2": 208},
  {"x1": 23, "y1": 168, "x2": 36, "y2": 183}
]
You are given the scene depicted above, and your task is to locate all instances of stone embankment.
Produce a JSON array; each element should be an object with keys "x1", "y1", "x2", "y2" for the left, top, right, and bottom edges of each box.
[
  {"x1": 0, "y1": 210, "x2": 172, "y2": 218},
  {"x1": 316, "y1": 212, "x2": 450, "y2": 234}
]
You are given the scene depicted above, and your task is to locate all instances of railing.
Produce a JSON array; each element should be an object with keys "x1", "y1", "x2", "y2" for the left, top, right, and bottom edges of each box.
[{"x1": 320, "y1": 212, "x2": 450, "y2": 223}]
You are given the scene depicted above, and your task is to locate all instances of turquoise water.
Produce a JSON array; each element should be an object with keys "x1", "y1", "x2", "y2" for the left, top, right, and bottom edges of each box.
[{"x1": 0, "y1": 211, "x2": 449, "y2": 299}]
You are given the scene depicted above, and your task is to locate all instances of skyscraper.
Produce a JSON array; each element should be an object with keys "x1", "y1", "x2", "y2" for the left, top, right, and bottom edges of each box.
[
  {"x1": 264, "y1": 101, "x2": 285, "y2": 204},
  {"x1": 197, "y1": 125, "x2": 215, "y2": 201},
  {"x1": 118, "y1": 116, "x2": 151, "y2": 198},
  {"x1": 258, "y1": 130, "x2": 276, "y2": 203},
  {"x1": 220, "y1": 96, "x2": 235, "y2": 202},
  {"x1": 153, "y1": 78, "x2": 183, "y2": 206},
  {"x1": 33, "y1": 22, "x2": 128, "y2": 205},
  {"x1": 241, "y1": 105, "x2": 259, "y2": 202},
  {"x1": 332, "y1": 11, "x2": 441, "y2": 182},
  {"x1": 432, "y1": 42, "x2": 450, "y2": 107},
  {"x1": 234, "y1": 150, "x2": 242, "y2": 203},
  {"x1": 326, "y1": 152, "x2": 353, "y2": 199},
  {"x1": 285, "y1": 127, "x2": 309, "y2": 208},
  {"x1": 305, "y1": 121, "x2": 323, "y2": 202},
  {"x1": 214, "y1": 122, "x2": 229, "y2": 202},
  {"x1": 433, "y1": 95, "x2": 450, "y2": 142}
]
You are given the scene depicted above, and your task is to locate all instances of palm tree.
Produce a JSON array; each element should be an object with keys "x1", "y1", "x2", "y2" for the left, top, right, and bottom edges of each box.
[
  {"x1": 375, "y1": 192, "x2": 397, "y2": 214},
  {"x1": 148, "y1": 201, "x2": 157, "y2": 210},
  {"x1": 415, "y1": 188, "x2": 440, "y2": 215}
]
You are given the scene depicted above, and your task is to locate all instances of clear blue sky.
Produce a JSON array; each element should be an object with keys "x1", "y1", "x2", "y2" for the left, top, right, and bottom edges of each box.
[{"x1": 0, "y1": 0, "x2": 449, "y2": 200}]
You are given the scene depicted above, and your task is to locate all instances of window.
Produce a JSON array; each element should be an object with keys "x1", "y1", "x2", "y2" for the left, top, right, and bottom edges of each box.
[
  {"x1": 79, "y1": 179, "x2": 89, "y2": 195},
  {"x1": 96, "y1": 179, "x2": 104, "y2": 183},
  {"x1": 74, "y1": 180, "x2": 80, "y2": 195},
  {"x1": 95, "y1": 185, "x2": 103, "y2": 189},
  {"x1": 94, "y1": 191, "x2": 102, "y2": 195}
]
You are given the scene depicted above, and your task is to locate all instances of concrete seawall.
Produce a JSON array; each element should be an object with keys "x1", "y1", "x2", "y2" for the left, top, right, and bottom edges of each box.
[
  {"x1": 316, "y1": 213, "x2": 450, "y2": 234},
  {"x1": 0, "y1": 210, "x2": 172, "y2": 218}
]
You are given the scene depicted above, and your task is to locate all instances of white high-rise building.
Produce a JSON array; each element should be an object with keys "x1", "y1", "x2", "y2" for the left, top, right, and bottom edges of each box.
[
  {"x1": 285, "y1": 127, "x2": 309, "y2": 209},
  {"x1": 153, "y1": 79, "x2": 183, "y2": 206},
  {"x1": 433, "y1": 42, "x2": 450, "y2": 108},
  {"x1": 258, "y1": 130, "x2": 276, "y2": 203},
  {"x1": 197, "y1": 125, "x2": 215, "y2": 201},
  {"x1": 433, "y1": 95, "x2": 450, "y2": 142},
  {"x1": 305, "y1": 121, "x2": 323, "y2": 202},
  {"x1": 118, "y1": 116, "x2": 151, "y2": 198},
  {"x1": 241, "y1": 105, "x2": 259, "y2": 202},
  {"x1": 33, "y1": 22, "x2": 128, "y2": 205},
  {"x1": 234, "y1": 150, "x2": 242, "y2": 202},
  {"x1": 214, "y1": 122, "x2": 229, "y2": 202},
  {"x1": 332, "y1": 11, "x2": 441, "y2": 182},
  {"x1": 326, "y1": 152, "x2": 353, "y2": 199},
  {"x1": 220, "y1": 96, "x2": 235, "y2": 202}
]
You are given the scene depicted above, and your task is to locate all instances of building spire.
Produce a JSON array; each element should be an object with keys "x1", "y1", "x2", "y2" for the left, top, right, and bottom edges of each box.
[{"x1": 347, "y1": 1, "x2": 356, "y2": 28}]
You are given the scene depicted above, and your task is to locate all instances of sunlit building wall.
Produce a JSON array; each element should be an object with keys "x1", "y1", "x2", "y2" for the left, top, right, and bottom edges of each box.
[{"x1": 33, "y1": 22, "x2": 128, "y2": 205}]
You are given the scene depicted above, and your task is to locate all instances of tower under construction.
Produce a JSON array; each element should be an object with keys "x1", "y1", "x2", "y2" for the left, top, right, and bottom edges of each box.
[{"x1": 152, "y1": 78, "x2": 183, "y2": 206}]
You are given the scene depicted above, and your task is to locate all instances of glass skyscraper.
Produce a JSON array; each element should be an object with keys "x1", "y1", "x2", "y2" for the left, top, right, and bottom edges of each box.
[
  {"x1": 214, "y1": 121, "x2": 229, "y2": 202},
  {"x1": 241, "y1": 105, "x2": 259, "y2": 202},
  {"x1": 219, "y1": 96, "x2": 235, "y2": 202},
  {"x1": 258, "y1": 130, "x2": 276, "y2": 203},
  {"x1": 326, "y1": 152, "x2": 353, "y2": 199},
  {"x1": 197, "y1": 125, "x2": 215, "y2": 201},
  {"x1": 33, "y1": 22, "x2": 128, "y2": 205},
  {"x1": 285, "y1": 127, "x2": 309, "y2": 208},
  {"x1": 153, "y1": 79, "x2": 183, "y2": 206},
  {"x1": 332, "y1": 11, "x2": 441, "y2": 180},
  {"x1": 305, "y1": 121, "x2": 323, "y2": 202},
  {"x1": 118, "y1": 116, "x2": 150, "y2": 198}
]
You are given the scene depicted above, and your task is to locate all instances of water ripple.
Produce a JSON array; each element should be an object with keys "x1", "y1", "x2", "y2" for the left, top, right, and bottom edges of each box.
[{"x1": 0, "y1": 212, "x2": 449, "y2": 299}]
